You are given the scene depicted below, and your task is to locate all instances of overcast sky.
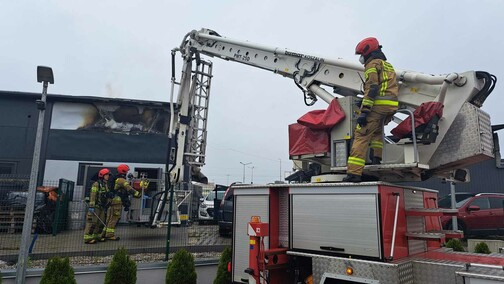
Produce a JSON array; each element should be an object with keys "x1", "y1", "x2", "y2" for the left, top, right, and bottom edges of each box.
[{"x1": 1, "y1": 0, "x2": 503, "y2": 185}]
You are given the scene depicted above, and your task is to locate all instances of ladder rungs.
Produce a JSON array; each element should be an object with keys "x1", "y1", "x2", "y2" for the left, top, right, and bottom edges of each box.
[
  {"x1": 184, "y1": 153, "x2": 206, "y2": 157},
  {"x1": 194, "y1": 93, "x2": 210, "y2": 98},
  {"x1": 193, "y1": 70, "x2": 213, "y2": 77}
]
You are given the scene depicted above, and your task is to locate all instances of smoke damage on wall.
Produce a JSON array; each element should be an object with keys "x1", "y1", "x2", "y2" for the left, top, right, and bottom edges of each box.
[{"x1": 51, "y1": 102, "x2": 170, "y2": 135}]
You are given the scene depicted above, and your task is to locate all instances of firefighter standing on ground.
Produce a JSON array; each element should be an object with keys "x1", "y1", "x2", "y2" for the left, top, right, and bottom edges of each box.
[
  {"x1": 83, "y1": 168, "x2": 110, "y2": 244},
  {"x1": 343, "y1": 37, "x2": 399, "y2": 183},
  {"x1": 102, "y1": 164, "x2": 140, "y2": 241}
]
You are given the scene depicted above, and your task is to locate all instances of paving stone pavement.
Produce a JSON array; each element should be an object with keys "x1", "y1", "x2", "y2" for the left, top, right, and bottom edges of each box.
[{"x1": 0, "y1": 222, "x2": 231, "y2": 261}]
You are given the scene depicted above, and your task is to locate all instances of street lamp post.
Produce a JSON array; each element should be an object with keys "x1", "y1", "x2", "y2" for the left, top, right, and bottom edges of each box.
[
  {"x1": 279, "y1": 158, "x2": 282, "y2": 181},
  {"x1": 450, "y1": 180, "x2": 458, "y2": 231},
  {"x1": 16, "y1": 66, "x2": 54, "y2": 284},
  {"x1": 249, "y1": 166, "x2": 255, "y2": 184},
  {"x1": 240, "y1": 162, "x2": 251, "y2": 183}
]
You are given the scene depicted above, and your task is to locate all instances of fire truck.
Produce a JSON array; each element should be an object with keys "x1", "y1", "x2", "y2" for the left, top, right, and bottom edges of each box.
[{"x1": 157, "y1": 28, "x2": 504, "y2": 283}]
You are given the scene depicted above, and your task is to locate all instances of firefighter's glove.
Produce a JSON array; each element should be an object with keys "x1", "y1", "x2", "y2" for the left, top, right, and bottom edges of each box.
[
  {"x1": 357, "y1": 113, "x2": 368, "y2": 127},
  {"x1": 355, "y1": 98, "x2": 363, "y2": 108},
  {"x1": 88, "y1": 207, "x2": 95, "y2": 213},
  {"x1": 140, "y1": 179, "x2": 150, "y2": 190},
  {"x1": 133, "y1": 191, "x2": 141, "y2": 198}
]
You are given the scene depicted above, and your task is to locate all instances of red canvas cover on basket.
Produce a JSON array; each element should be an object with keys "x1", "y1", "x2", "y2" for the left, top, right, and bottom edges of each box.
[
  {"x1": 391, "y1": 102, "x2": 444, "y2": 139},
  {"x1": 289, "y1": 123, "x2": 330, "y2": 156},
  {"x1": 297, "y1": 98, "x2": 346, "y2": 130}
]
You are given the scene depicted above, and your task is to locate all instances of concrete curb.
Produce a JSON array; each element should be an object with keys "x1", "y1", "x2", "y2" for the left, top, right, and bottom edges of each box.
[{"x1": 1, "y1": 258, "x2": 220, "y2": 279}]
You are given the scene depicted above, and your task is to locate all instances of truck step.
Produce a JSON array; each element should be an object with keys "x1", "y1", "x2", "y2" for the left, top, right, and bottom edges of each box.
[
  {"x1": 431, "y1": 230, "x2": 464, "y2": 239},
  {"x1": 405, "y1": 208, "x2": 458, "y2": 216},
  {"x1": 405, "y1": 231, "x2": 446, "y2": 240}
]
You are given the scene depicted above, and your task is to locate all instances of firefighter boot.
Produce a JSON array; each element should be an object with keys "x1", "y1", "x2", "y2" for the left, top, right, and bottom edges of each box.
[
  {"x1": 372, "y1": 157, "x2": 382, "y2": 165},
  {"x1": 106, "y1": 236, "x2": 120, "y2": 241},
  {"x1": 85, "y1": 239, "x2": 97, "y2": 244},
  {"x1": 342, "y1": 174, "x2": 362, "y2": 183}
]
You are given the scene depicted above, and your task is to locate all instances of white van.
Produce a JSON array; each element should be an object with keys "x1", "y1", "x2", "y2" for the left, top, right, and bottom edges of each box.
[{"x1": 198, "y1": 190, "x2": 225, "y2": 222}]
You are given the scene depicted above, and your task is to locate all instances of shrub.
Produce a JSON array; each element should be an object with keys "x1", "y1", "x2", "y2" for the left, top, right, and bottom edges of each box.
[
  {"x1": 104, "y1": 247, "x2": 137, "y2": 284},
  {"x1": 474, "y1": 242, "x2": 491, "y2": 254},
  {"x1": 445, "y1": 238, "x2": 465, "y2": 252},
  {"x1": 214, "y1": 247, "x2": 232, "y2": 284},
  {"x1": 40, "y1": 257, "x2": 76, "y2": 284},
  {"x1": 166, "y1": 249, "x2": 197, "y2": 284}
]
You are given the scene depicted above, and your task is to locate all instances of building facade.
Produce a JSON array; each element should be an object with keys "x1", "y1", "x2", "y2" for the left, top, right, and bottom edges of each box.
[{"x1": 0, "y1": 90, "x2": 172, "y2": 201}]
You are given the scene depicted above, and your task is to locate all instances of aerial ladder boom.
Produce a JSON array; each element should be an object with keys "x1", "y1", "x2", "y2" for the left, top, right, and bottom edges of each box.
[
  {"x1": 185, "y1": 28, "x2": 481, "y2": 107},
  {"x1": 151, "y1": 28, "x2": 496, "y2": 226},
  {"x1": 178, "y1": 28, "x2": 496, "y2": 179}
]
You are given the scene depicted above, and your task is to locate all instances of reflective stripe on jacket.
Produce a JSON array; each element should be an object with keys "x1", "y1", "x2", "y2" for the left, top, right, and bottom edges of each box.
[
  {"x1": 361, "y1": 59, "x2": 399, "y2": 113},
  {"x1": 89, "y1": 181, "x2": 108, "y2": 208}
]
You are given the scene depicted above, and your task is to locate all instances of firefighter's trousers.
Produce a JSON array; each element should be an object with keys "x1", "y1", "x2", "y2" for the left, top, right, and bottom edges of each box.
[
  {"x1": 347, "y1": 105, "x2": 397, "y2": 176},
  {"x1": 83, "y1": 206, "x2": 106, "y2": 242},
  {"x1": 103, "y1": 198, "x2": 122, "y2": 238}
]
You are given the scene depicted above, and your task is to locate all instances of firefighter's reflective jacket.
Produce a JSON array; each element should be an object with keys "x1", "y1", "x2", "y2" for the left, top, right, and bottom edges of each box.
[
  {"x1": 88, "y1": 180, "x2": 109, "y2": 208},
  {"x1": 360, "y1": 58, "x2": 399, "y2": 114},
  {"x1": 110, "y1": 176, "x2": 140, "y2": 206}
]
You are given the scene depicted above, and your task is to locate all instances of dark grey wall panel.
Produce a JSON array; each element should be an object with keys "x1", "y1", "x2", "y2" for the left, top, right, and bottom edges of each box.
[
  {"x1": 46, "y1": 130, "x2": 170, "y2": 164},
  {"x1": 0, "y1": 97, "x2": 39, "y2": 128},
  {"x1": 404, "y1": 159, "x2": 504, "y2": 197},
  {"x1": 0, "y1": 97, "x2": 40, "y2": 175},
  {"x1": 0, "y1": 126, "x2": 36, "y2": 158}
]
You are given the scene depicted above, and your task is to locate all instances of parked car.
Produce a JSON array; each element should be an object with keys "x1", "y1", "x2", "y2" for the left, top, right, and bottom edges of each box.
[
  {"x1": 218, "y1": 183, "x2": 240, "y2": 236},
  {"x1": 198, "y1": 187, "x2": 225, "y2": 223},
  {"x1": 437, "y1": 192, "x2": 475, "y2": 209},
  {"x1": 439, "y1": 193, "x2": 504, "y2": 236}
]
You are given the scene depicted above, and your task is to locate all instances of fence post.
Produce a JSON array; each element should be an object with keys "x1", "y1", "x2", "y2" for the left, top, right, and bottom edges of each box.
[
  {"x1": 16, "y1": 66, "x2": 54, "y2": 284},
  {"x1": 52, "y1": 179, "x2": 63, "y2": 236}
]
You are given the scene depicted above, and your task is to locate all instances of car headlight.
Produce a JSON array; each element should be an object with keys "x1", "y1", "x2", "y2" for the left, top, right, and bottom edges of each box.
[{"x1": 200, "y1": 203, "x2": 207, "y2": 209}]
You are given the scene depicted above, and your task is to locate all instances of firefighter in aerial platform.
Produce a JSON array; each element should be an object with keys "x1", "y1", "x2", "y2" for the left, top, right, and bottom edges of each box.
[
  {"x1": 102, "y1": 164, "x2": 140, "y2": 241},
  {"x1": 343, "y1": 37, "x2": 399, "y2": 183},
  {"x1": 83, "y1": 168, "x2": 110, "y2": 244}
]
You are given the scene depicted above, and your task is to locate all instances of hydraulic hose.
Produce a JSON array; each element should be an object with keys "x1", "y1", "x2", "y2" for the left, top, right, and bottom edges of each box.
[
  {"x1": 436, "y1": 73, "x2": 460, "y2": 105},
  {"x1": 471, "y1": 71, "x2": 497, "y2": 107},
  {"x1": 150, "y1": 49, "x2": 179, "y2": 227}
]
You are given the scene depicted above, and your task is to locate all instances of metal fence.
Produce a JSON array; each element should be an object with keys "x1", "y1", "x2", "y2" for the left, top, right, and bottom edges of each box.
[{"x1": 0, "y1": 176, "x2": 231, "y2": 263}]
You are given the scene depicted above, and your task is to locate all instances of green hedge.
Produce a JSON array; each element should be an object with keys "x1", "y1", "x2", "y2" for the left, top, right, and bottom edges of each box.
[
  {"x1": 40, "y1": 257, "x2": 76, "y2": 284},
  {"x1": 104, "y1": 247, "x2": 137, "y2": 284},
  {"x1": 474, "y1": 242, "x2": 491, "y2": 254},
  {"x1": 214, "y1": 247, "x2": 232, "y2": 284},
  {"x1": 166, "y1": 249, "x2": 197, "y2": 284},
  {"x1": 445, "y1": 239, "x2": 465, "y2": 252}
]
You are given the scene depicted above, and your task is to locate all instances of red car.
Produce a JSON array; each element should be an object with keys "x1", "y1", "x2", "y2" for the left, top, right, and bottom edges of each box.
[{"x1": 439, "y1": 193, "x2": 504, "y2": 236}]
